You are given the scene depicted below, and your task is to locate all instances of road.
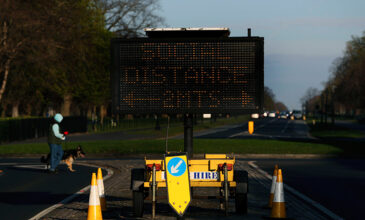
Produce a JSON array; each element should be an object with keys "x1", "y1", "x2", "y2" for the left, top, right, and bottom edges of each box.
[
  {"x1": 0, "y1": 158, "x2": 96, "y2": 220},
  {"x1": 1, "y1": 117, "x2": 364, "y2": 219},
  {"x1": 252, "y1": 158, "x2": 365, "y2": 219},
  {"x1": 192, "y1": 117, "x2": 364, "y2": 219},
  {"x1": 194, "y1": 117, "x2": 312, "y2": 140}
]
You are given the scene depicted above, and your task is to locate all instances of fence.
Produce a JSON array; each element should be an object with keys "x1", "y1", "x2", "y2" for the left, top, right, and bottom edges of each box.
[{"x1": 0, "y1": 116, "x2": 88, "y2": 143}]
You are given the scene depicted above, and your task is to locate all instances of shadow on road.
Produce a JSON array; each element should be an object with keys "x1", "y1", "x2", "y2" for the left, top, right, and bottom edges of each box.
[{"x1": 0, "y1": 192, "x2": 75, "y2": 205}]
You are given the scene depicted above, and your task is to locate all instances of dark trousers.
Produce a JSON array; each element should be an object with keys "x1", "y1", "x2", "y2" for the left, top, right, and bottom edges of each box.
[{"x1": 48, "y1": 143, "x2": 63, "y2": 171}]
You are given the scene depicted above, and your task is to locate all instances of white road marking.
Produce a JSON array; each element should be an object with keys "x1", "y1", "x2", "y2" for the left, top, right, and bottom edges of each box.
[
  {"x1": 0, "y1": 163, "x2": 21, "y2": 166},
  {"x1": 229, "y1": 119, "x2": 276, "y2": 138},
  {"x1": 229, "y1": 131, "x2": 249, "y2": 138},
  {"x1": 194, "y1": 124, "x2": 243, "y2": 137},
  {"x1": 14, "y1": 165, "x2": 48, "y2": 170},
  {"x1": 248, "y1": 161, "x2": 343, "y2": 220},
  {"x1": 29, "y1": 163, "x2": 114, "y2": 220}
]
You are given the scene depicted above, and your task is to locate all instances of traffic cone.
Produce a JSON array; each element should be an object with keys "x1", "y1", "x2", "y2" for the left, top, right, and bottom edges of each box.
[
  {"x1": 270, "y1": 169, "x2": 286, "y2": 218},
  {"x1": 97, "y1": 168, "x2": 107, "y2": 211},
  {"x1": 268, "y1": 164, "x2": 279, "y2": 208},
  {"x1": 87, "y1": 173, "x2": 103, "y2": 220}
]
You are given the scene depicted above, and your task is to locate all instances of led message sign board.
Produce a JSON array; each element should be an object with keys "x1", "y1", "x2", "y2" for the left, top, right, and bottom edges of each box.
[{"x1": 111, "y1": 37, "x2": 264, "y2": 114}]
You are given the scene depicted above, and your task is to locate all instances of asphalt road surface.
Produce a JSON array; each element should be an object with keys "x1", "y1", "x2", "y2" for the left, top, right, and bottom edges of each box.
[
  {"x1": 0, "y1": 158, "x2": 96, "y2": 220},
  {"x1": 2, "y1": 118, "x2": 364, "y2": 219},
  {"x1": 193, "y1": 117, "x2": 364, "y2": 219},
  {"x1": 251, "y1": 158, "x2": 365, "y2": 220},
  {"x1": 195, "y1": 117, "x2": 312, "y2": 140}
]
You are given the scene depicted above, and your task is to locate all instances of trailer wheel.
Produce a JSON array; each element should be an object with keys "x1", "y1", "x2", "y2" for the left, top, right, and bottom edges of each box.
[
  {"x1": 133, "y1": 190, "x2": 144, "y2": 217},
  {"x1": 131, "y1": 168, "x2": 145, "y2": 217},
  {"x1": 234, "y1": 170, "x2": 248, "y2": 214}
]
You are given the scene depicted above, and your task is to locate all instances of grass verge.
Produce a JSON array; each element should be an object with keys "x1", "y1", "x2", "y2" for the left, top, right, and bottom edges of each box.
[
  {"x1": 308, "y1": 123, "x2": 364, "y2": 138},
  {"x1": 125, "y1": 115, "x2": 250, "y2": 138},
  {"x1": 0, "y1": 139, "x2": 341, "y2": 155}
]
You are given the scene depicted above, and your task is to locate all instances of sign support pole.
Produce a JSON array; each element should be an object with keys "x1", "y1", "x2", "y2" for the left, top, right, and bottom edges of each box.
[
  {"x1": 184, "y1": 114, "x2": 193, "y2": 158},
  {"x1": 152, "y1": 164, "x2": 156, "y2": 218}
]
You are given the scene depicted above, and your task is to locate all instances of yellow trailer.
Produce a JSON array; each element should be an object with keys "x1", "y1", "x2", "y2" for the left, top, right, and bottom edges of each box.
[{"x1": 130, "y1": 154, "x2": 248, "y2": 217}]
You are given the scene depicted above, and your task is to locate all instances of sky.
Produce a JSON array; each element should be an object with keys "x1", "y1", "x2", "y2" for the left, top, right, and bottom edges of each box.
[{"x1": 158, "y1": 0, "x2": 365, "y2": 110}]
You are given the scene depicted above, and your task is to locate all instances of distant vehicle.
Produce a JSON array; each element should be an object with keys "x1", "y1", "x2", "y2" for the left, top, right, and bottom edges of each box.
[
  {"x1": 262, "y1": 111, "x2": 268, "y2": 117},
  {"x1": 268, "y1": 112, "x2": 276, "y2": 118},
  {"x1": 251, "y1": 113, "x2": 260, "y2": 119},
  {"x1": 292, "y1": 110, "x2": 303, "y2": 119},
  {"x1": 279, "y1": 111, "x2": 289, "y2": 119}
]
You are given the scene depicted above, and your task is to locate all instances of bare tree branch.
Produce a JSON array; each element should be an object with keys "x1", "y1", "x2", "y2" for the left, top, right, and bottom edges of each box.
[{"x1": 97, "y1": 0, "x2": 164, "y2": 37}]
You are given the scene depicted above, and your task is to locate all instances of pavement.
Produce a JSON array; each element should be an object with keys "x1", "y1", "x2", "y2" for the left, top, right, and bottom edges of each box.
[{"x1": 36, "y1": 157, "x2": 332, "y2": 220}]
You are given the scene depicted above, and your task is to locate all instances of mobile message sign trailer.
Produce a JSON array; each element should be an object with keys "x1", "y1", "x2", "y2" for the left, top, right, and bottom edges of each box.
[{"x1": 111, "y1": 28, "x2": 263, "y2": 217}]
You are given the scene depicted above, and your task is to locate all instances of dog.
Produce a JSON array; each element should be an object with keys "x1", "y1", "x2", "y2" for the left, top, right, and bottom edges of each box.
[{"x1": 41, "y1": 145, "x2": 86, "y2": 172}]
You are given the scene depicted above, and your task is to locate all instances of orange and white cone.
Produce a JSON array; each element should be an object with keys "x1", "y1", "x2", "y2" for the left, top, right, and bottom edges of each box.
[
  {"x1": 270, "y1": 169, "x2": 286, "y2": 218},
  {"x1": 97, "y1": 168, "x2": 107, "y2": 211},
  {"x1": 268, "y1": 164, "x2": 279, "y2": 208},
  {"x1": 87, "y1": 173, "x2": 103, "y2": 220}
]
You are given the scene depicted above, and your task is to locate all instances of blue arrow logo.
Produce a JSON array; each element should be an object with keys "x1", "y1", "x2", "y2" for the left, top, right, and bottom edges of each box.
[{"x1": 167, "y1": 158, "x2": 186, "y2": 177}]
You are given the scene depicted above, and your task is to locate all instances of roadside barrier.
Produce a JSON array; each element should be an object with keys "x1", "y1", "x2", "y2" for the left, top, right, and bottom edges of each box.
[
  {"x1": 87, "y1": 173, "x2": 103, "y2": 220},
  {"x1": 97, "y1": 168, "x2": 107, "y2": 211},
  {"x1": 270, "y1": 169, "x2": 286, "y2": 218},
  {"x1": 268, "y1": 164, "x2": 279, "y2": 208}
]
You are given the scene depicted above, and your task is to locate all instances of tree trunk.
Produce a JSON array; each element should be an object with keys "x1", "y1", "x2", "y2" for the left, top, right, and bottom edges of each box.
[
  {"x1": 87, "y1": 106, "x2": 92, "y2": 118},
  {"x1": 12, "y1": 103, "x2": 19, "y2": 117},
  {"x1": 1, "y1": 103, "x2": 7, "y2": 117},
  {"x1": 92, "y1": 105, "x2": 97, "y2": 131},
  {"x1": 99, "y1": 105, "x2": 107, "y2": 126},
  {"x1": 25, "y1": 103, "x2": 32, "y2": 116},
  {"x1": 61, "y1": 94, "x2": 72, "y2": 116},
  {"x1": 0, "y1": 59, "x2": 11, "y2": 102}
]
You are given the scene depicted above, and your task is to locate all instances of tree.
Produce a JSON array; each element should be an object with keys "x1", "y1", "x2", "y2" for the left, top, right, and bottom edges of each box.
[
  {"x1": 300, "y1": 87, "x2": 321, "y2": 116},
  {"x1": 34, "y1": 0, "x2": 112, "y2": 116},
  {"x1": 275, "y1": 102, "x2": 288, "y2": 112},
  {"x1": 49, "y1": 0, "x2": 164, "y2": 117},
  {"x1": 3, "y1": 63, "x2": 44, "y2": 117},
  {"x1": 96, "y1": 0, "x2": 165, "y2": 37},
  {"x1": 329, "y1": 32, "x2": 365, "y2": 113},
  {"x1": 263, "y1": 86, "x2": 276, "y2": 110},
  {"x1": 0, "y1": 1, "x2": 53, "y2": 103},
  {"x1": 1, "y1": 0, "x2": 165, "y2": 117},
  {"x1": 301, "y1": 87, "x2": 319, "y2": 110}
]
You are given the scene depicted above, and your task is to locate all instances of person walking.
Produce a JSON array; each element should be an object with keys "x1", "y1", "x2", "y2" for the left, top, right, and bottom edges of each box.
[{"x1": 47, "y1": 113, "x2": 65, "y2": 173}]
